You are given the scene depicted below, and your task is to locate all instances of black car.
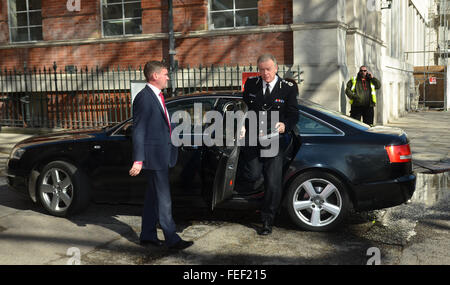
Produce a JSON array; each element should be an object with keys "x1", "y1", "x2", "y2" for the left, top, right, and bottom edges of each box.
[{"x1": 5, "y1": 92, "x2": 416, "y2": 231}]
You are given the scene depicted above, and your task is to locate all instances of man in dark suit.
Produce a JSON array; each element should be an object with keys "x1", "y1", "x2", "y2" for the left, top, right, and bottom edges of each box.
[
  {"x1": 241, "y1": 54, "x2": 299, "y2": 235},
  {"x1": 129, "y1": 61, "x2": 193, "y2": 250}
]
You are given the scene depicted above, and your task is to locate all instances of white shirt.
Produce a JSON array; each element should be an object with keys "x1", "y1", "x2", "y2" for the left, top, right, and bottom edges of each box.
[
  {"x1": 146, "y1": 83, "x2": 170, "y2": 123},
  {"x1": 263, "y1": 75, "x2": 278, "y2": 94}
]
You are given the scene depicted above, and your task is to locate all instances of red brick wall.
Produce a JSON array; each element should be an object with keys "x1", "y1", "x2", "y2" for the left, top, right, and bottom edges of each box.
[
  {"x1": 0, "y1": 0, "x2": 293, "y2": 70},
  {"x1": 176, "y1": 32, "x2": 293, "y2": 66},
  {"x1": 143, "y1": 0, "x2": 208, "y2": 33},
  {"x1": 259, "y1": 0, "x2": 293, "y2": 25},
  {"x1": 0, "y1": 40, "x2": 164, "y2": 69},
  {"x1": 42, "y1": 0, "x2": 100, "y2": 41},
  {"x1": 0, "y1": 0, "x2": 9, "y2": 42}
]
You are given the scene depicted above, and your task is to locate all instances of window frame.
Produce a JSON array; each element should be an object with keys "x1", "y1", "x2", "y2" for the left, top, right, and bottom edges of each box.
[
  {"x1": 297, "y1": 111, "x2": 344, "y2": 137},
  {"x1": 8, "y1": 0, "x2": 43, "y2": 43},
  {"x1": 208, "y1": 0, "x2": 258, "y2": 30},
  {"x1": 167, "y1": 98, "x2": 218, "y2": 135},
  {"x1": 111, "y1": 120, "x2": 133, "y2": 136},
  {"x1": 100, "y1": 0, "x2": 143, "y2": 38}
]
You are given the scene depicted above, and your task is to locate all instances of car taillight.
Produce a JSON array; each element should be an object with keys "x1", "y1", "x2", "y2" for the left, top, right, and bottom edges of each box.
[{"x1": 385, "y1": 144, "x2": 412, "y2": 163}]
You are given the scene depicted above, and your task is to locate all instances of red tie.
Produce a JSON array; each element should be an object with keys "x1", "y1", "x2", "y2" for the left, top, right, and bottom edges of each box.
[{"x1": 159, "y1": 92, "x2": 171, "y2": 135}]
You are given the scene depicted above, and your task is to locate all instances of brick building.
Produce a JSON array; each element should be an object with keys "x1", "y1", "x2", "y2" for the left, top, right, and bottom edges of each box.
[
  {"x1": 0, "y1": 0, "x2": 293, "y2": 69},
  {"x1": 0, "y1": 0, "x2": 438, "y2": 127}
]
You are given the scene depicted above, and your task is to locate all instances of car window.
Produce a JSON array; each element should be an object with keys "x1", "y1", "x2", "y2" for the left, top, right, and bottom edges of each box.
[
  {"x1": 167, "y1": 98, "x2": 217, "y2": 133},
  {"x1": 297, "y1": 113, "x2": 339, "y2": 135},
  {"x1": 216, "y1": 98, "x2": 247, "y2": 113},
  {"x1": 216, "y1": 98, "x2": 247, "y2": 143},
  {"x1": 300, "y1": 99, "x2": 369, "y2": 131},
  {"x1": 112, "y1": 120, "x2": 133, "y2": 136}
]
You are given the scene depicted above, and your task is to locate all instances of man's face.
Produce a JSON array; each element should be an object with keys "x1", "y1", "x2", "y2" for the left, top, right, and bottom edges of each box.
[
  {"x1": 359, "y1": 67, "x2": 368, "y2": 77},
  {"x1": 258, "y1": 59, "x2": 278, "y2": 83},
  {"x1": 153, "y1": 68, "x2": 169, "y2": 89}
]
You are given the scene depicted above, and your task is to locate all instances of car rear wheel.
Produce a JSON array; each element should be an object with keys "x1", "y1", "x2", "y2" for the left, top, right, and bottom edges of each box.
[
  {"x1": 37, "y1": 161, "x2": 90, "y2": 217},
  {"x1": 286, "y1": 171, "x2": 350, "y2": 232}
]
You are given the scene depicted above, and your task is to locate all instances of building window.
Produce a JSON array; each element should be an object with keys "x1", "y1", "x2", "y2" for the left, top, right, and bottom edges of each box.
[
  {"x1": 101, "y1": 0, "x2": 142, "y2": 37},
  {"x1": 8, "y1": 0, "x2": 43, "y2": 42},
  {"x1": 209, "y1": 0, "x2": 258, "y2": 29}
]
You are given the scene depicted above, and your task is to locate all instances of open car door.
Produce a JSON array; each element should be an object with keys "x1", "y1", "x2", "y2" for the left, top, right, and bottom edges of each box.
[
  {"x1": 204, "y1": 99, "x2": 247, "y2": 210},
  {"x1": 210, "y1": 145, "x2": 240, "y2": 209}
]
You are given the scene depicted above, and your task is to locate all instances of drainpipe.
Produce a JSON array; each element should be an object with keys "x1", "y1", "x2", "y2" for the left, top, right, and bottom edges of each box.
[{"x1": 168, "y1": 0, "x2": 176, "y2": 96}]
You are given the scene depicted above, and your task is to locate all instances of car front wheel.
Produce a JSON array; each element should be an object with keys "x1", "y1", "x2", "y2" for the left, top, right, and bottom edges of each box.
[
  {"x1": 37, "y1": 161, "x2": 90, "y2": 217},
  {"x1": 286, "y1": 171, "x2": 350, "y2": 232}
]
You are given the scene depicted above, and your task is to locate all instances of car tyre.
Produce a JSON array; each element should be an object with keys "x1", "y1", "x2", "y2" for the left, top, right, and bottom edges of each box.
[
  {"x1": 286, "y1": 171, "x2": 350, "y2": 232},
  {"x1": 37, "y1": 160, "x2": 90, "y2": 217}
]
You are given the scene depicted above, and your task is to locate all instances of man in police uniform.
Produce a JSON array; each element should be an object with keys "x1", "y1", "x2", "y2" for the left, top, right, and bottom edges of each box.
[{"x1": 241, "y1": 54, "x2": 299, "y2": 235}]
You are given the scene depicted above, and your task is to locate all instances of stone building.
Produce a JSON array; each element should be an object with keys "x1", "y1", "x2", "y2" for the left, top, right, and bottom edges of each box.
[{"x1": 293, "y1": 0, "x2": 433, "y2": 124}]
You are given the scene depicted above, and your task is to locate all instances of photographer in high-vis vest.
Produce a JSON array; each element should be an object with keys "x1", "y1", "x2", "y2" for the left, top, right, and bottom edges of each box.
[{"x1": 345, "y1": 66, "x2": 381, "y2": 125}]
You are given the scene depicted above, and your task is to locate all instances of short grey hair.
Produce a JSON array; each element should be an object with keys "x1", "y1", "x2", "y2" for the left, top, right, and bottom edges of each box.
[{"x1": 257, "y1": 54, "x2": 278, "y2": 66}]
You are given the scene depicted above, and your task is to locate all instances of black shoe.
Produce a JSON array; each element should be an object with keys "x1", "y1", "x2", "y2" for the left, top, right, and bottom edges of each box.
[
  {"x1": 169, "y1": 239, "x2": 194, "y2": 251},
  {"x1": 139, "y1": 239, "x2": 164, "y2": 247},
  {"x1": 258, "y1": 221, "x2": 272, "y2": 236}
]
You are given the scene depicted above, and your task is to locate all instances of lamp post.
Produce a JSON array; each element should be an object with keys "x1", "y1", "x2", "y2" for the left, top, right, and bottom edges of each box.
[{"x1": 168, "y1": 0, "x2": 176, "y2": 97}]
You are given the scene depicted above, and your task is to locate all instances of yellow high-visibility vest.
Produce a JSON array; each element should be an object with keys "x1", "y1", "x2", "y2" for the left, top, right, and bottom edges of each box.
[{"x1": 350, "y1": 77, "x2": 376, "y2": 105}]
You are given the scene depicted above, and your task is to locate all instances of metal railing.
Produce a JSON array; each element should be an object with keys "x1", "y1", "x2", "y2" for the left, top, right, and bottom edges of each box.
[{"x1": 0, "y1": 62, "x2": 302, "y2": 129}]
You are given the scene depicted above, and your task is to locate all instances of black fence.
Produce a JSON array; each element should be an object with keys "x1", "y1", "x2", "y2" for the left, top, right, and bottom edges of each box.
[{"x1": 0, "y1": 63, "x2": 302, "y2": 129}]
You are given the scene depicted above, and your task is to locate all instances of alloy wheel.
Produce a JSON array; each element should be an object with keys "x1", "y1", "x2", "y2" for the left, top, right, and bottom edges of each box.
[
  {"x1": 292, "y1": 178, "x2": 342, "y2": 228},
  {"x1": 39, "y1": 168, "x2": 74, "y2": 213}
]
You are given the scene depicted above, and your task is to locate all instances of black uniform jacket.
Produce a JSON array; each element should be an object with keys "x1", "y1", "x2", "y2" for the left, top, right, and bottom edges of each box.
[{"x1": 242, "y1": 76, "x2": 299, "y2": 134}]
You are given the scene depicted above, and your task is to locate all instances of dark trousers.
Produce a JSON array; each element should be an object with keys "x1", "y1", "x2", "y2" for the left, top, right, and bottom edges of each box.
[
  {"x1": 241, "y1": 145, "x2": 284, "y2": 224},
  {"x1": 140, "y1": 169, "x2": 181, "y2": 246},
  {"x1": 350, "y1": 106, "x2": 374, "y2": 125}
]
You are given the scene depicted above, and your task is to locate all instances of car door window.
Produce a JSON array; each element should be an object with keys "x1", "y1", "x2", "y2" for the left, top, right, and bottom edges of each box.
[
  {"x1": 112, "y1": 121, "x2": 133, "y2": 136},
  {"x1": 167, "y1": 98, "x2": 217, "y2": 133},
  {"x1": 216, "y1": 98, "x2": 246, "y2": 144},
  {"x1": 297, "y1": 112, "x2": 339, "y2": 135}
]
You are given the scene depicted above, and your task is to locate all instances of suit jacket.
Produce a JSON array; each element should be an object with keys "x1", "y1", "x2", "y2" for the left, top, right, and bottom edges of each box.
[
  {"x1": 132, "y1": 85, "x2": 178, "y2": 170},
  {"x1": 243, "y1": 76, "x2": 299, "y2": 133}
]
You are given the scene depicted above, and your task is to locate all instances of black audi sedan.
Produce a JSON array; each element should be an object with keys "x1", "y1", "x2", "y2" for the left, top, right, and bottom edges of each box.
[{"x1": 5, "y1": 92, "x2": 416, "y2": 231}]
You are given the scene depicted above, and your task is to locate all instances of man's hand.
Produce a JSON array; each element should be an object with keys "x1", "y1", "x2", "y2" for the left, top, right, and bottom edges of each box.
[
  {"x1": 275, "y1": 122, "x2": 285, "y2": 134},
  {"x1": 239, "y1": 125, "x2": 246, "y2": 139},
  {"x1": 129, "y1": 162, "x2": 142, "y2": 176}
]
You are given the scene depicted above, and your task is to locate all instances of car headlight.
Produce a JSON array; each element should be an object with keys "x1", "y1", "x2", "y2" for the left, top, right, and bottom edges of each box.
[{"x1": 9, "y1": 147, "x2": 26, "y2": 160}]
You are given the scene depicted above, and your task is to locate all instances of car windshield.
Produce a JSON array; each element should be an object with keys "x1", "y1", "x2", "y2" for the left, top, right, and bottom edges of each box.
[{"x1": 299, "y1": 99, "x2": 370, "y2": 131}]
